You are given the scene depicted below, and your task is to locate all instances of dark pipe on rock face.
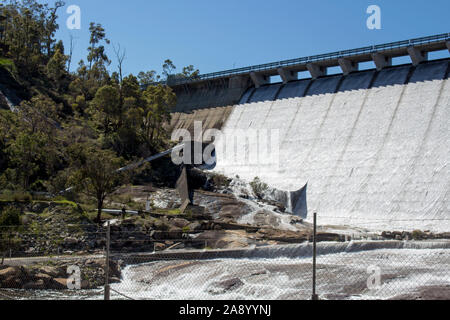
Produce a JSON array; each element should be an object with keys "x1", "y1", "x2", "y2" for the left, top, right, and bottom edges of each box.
[{"x1": 173, "y1": 141, "x2": 217, "y2": 213}]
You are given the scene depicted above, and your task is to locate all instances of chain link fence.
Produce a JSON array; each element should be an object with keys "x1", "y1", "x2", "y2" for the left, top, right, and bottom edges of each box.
[{"x1": 1, "y1": 218, "x2": 450, "y2": 300}]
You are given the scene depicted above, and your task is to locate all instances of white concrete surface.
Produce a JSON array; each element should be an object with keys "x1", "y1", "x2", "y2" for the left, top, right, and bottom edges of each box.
[{"x1": 214, "y1": 61, "x2": 450, "y2": 231}]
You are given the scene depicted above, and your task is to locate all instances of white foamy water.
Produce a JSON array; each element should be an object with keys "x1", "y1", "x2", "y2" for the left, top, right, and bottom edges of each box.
[
  {"x1": 225, "y1": 178, "x2": 306, "y2": 232},
  {"x1": 213, "y1": 61, "x2": 450, "y2": 232},
  {"x1": 3, "y1": 243, "x2": 449, "y2": 300},
  {"x1": 109, "y1": 247, "x2": 450, "y2": 300},
  {"x1": 0, "y1": 89, "x2": 17, "y2": 112}
]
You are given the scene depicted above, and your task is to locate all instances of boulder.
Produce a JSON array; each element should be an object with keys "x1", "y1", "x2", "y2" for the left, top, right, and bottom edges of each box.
[
  {"x1": 52, "y1": 278, "x2": 68, "y2": 289},
  {"x1": 167, "y1": 230, "x2": 183, "y2": 239},
  {"x1": 2, "y1": 275, "x2": 25, "y2": 288},
  {"x1": 31, "y1": 202, "x2": 50, "y2": 213},
  {"x1": 217, "y1": 278, "x2": 244, "y2": 291},
  {"x1": 154, "y1": 243, "x2": 166, "y2": 251},
  {"x1": 290, "y1": 217, "x2": 303, "y2": 225},
  {"x1": 64, "y1": 237, "x2": 79, "y2": 246},
  {"x1": 172, "y1": 218, "x2": 190, "y2": 229},
  {"x1": 208, "y1": 278, "x2": 244, "y2": 295},
  {"x1": 253, "y1": 210, "x2": 281, "y2": 228},
  {"x1": 109, "y1": 277, "x2": 121, "y2": 285},
  {"x1": 23, "y1": 279, "x2": 46, "y2": 290},
  {"x1": 154, "y1": 220, "x2": 169, "y2": 231},
  {"x1": 0, "y1": 267, "x2": 20, "y2": 279},
  {"x1": 188, "y1": 222, "x2": 202, "y2": 232},
  {"x1": 36, "y1": 273, "x2": 53, "y2": 281},
  {"x1": 40, "y1": 266, "x2": 65, "y2": 278}
]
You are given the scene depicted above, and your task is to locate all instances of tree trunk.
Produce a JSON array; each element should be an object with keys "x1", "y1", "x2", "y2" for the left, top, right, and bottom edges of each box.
[{"x1": 96, "y1": 198, "x2": 103, "y2": 224}]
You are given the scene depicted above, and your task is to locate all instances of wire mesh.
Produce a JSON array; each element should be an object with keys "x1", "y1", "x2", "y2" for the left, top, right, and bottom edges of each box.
[{"x1": 1, "y1": 220, "x2": 449, "y2": 300}]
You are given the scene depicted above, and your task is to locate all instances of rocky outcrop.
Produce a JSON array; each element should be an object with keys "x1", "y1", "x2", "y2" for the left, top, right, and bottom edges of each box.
[
  {"x1": 382, "y1": 231, "x2": 450, "y2": 241},
  {"x1": 208, "y1": 277, "x2": 244, "y2": 295},
  {"x1": 0, "y1": 259, "x2": 121, "y2": 290},
  {"x1": 0, "y1": 66, "x2": 28, "y2": 110}
]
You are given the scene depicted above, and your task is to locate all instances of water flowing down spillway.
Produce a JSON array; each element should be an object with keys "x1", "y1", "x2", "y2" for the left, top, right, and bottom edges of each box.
[
  {"x1": 211, "y1": 60, "x2": 450, "y2": 232},
  {"x1": 109, "y1": 244, "x2": 450, "y2": 300}
]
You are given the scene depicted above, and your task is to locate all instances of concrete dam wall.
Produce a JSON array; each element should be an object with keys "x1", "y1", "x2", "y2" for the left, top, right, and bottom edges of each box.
[{"x1": 170, "y1": 59, "x2": 450, "y2": 231}]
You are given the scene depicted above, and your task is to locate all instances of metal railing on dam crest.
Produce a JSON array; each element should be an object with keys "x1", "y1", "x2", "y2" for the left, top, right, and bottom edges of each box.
[{"x1": 159, "y1": 33, "x2": 449, "y2": 87}]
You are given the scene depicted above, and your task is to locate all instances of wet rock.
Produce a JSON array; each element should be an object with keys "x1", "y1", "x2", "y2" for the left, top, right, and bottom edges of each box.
[
  {"x1": 381, "y1": 231, "x2": 393, "y2": 239},
  {"x1": 253, "y1": 210, "x2": 281, "y2": 228},
  {"x1": 290, "y1": 217, "x2": 303, "y2": 225},
  {"x1": 110, "y1": 277, "x2": 121, "y2": 284},
  {"x1": 257, "y1": 228, "x2": 308, "y2": 243},
  {"x1": 261, "y1": 199, "x2": 286, "y2": 213},
  {"x1": 217, "y1": 278, "x2": 243, "y2": 291},
  {"x1": 209, "y1": 278, "x2": 244, "y2": 295},
  {"x1": 251, "y1": 270, "x2": 268, "y2": 276}
]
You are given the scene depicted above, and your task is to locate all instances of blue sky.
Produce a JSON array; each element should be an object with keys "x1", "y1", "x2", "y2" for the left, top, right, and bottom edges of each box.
[{"x1": 49, "y1": 0, "x2": 450, "y2": 77}]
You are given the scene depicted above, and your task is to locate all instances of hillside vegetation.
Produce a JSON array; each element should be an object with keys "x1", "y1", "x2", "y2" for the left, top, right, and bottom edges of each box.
[{"x1": 0, "y1": 1, "x2": 199, "y2": 222}]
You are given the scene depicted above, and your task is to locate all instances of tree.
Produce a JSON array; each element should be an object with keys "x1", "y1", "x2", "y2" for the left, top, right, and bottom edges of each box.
[
  {"x1": 162, "y1": 59, "x2": 176, "y2": 80},
  {"x1": 67, "y1": 33, "x2": 75, "y2": 72},
  {"x1": 91, "y1": 85, "x2": 121, "y2": 133},
  {"x1": 0, "y1": 206, "x2": 21, "y2": 227},
  {"x1": 139, "y1": 84, "x2": 176, "y2": 151},
  {"x1": 70, "y1": 145, "x2": 125, "y2": 223},
  {"x1": 112, "y1": 44, "x2": 127, "y2": 127},
  {"x1": 7, "y1": 132, "x2": 47, "y2": 189},
  {"x1": 87, "y1": 22, "x2": 110, "y2": 71},
  {"x1": 1, "y1": 0, "x2": 64, "y2": 75},
  {"x1": 161, "y1": 60, "x2": 200, "y2": 83},
  {"x1": 0, "y1": 206, "x2": 22, "y2": 256},
  {"x1": 43, "y1": 1, "x2": 65, "y2": 58},
  {"x1": 137, "y1": 70, "x2": 160, "y2": 87},
  {"x1": 0, "y1": 110, "x2": 16, "y2": 177},
  {"x1": 112, "y1": 43, "x2": 126, "y2": 85},
  {"x1": 18, "y1": 95, "x2": 58, "y2": 135},
  {"x1": 47, "y1": 47, "x2": 68, "y2": 90},
  {"x1": 121, "y1": 74, "x2": 141, "y2": 102},
  {"x1": 182, "y1": 65, "x2": 200, "y2": 78},
  {"x1": 69, "y1": 60, "x2": 104, "y2": 103}
]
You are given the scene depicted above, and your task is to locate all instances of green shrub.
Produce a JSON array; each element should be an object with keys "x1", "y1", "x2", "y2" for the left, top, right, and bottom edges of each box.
[
  {"x1": 211, "y1": 173, "x2": 231, "y2": 190},
  {"x1": 0, "y1": 206, "x2": 21, "y2": 227},
  {"x1": 13, "y1": 192, "x2": 32, "y2": 203},
  {"x1": 250, "y1": 177, "x2": 268, "y2": 199},
  {"x1": 0, "y1": 58, "x2": 18, "y2": 77}
]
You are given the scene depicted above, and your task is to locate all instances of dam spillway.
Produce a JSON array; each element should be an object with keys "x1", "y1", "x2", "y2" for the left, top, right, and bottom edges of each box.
[{"x1": 169, "y1": 56, "x2": 450, "y2": 232}]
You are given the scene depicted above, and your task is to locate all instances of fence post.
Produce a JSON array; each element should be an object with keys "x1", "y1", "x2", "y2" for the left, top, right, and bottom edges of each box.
[
  {"x1": 312, "y1": 212, "x2": 319, "y2": 301},
  {"x1": 104, "y1": 221, "x2": 111, "y2": 301}
]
